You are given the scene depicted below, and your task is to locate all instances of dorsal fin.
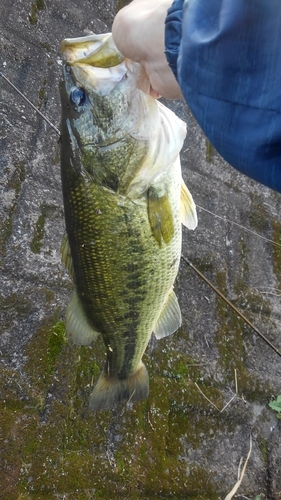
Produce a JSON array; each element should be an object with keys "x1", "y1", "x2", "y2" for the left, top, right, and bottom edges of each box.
[{"x1": 60, "y1": 232, "x2": 75, "y2": 282}]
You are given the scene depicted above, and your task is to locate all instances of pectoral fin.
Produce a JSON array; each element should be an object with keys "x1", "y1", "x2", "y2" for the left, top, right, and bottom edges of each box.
[
  {"x1": 147, "y1": 188, "x2": 174, "y2": 246},
  {"x1": 66, "y1": 291, "x2": 100, "y2": 345},
  {"x1": 153, "y1": 289, "x2": 182, "y2": 339},
  {"x1": 60, "y1": 232, "x2": 75, "y2": 282},
  {"x1": 181, "y1": 180, "x2": 198, "y2": 230}
]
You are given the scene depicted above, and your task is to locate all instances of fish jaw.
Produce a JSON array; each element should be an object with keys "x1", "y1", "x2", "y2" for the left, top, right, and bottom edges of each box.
[{"x1": 61, "y1": 33, "x2": 124, "y2": 68}]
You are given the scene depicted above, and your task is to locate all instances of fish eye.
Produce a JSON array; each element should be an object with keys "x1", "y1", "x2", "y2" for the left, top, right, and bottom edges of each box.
[{"x1": 70, "y1": 87, "x2": 86, "y2": 107}]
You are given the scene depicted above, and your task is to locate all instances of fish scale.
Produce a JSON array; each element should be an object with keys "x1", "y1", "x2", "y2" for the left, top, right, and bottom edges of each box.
[{"x1": 65, "y1": 174, "x2": 181, "y2": 357}]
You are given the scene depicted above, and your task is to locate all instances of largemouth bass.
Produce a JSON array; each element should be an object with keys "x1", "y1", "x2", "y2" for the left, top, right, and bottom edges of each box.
[{"x1": 59, "y1": 33, "x2": 197, "y2": 411}]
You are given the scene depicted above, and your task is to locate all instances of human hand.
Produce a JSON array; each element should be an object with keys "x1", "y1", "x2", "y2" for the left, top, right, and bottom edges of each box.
[{"x1": 112, "y1": 0, "x2": 183, "y2": 99}]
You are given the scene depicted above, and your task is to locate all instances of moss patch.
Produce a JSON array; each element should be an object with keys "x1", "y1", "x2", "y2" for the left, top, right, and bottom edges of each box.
[
  {"x1": 29, "y1": 0, "x2": 45, "y2": 25},
  {"x1": 272, "y1": 220, "x2": 281, "y2": 290},
  {"x1": 40, "y1": 42, "x2": 51, "y2": 52},
  {"x1": 205, "y1": 139, "x2": 216, "y2": 163},
  {"x1": 0, "y1": 292, "x2": 32, "y2": 335},
  {"x1": 0, "y1": 258, "x2": 273, "y2": 499},
  {"x1": 214, "y1": 270, "x2": 245, "y2": 376},
  {"x1": 24, "y1": 312, "x2": 65, "y2": 387},
  {"x1": 249, "y1": 197, "x2": 271, "y2": 232},
  {"x1": 0, "y1": 160, "x2": 26, "y2": 264},
  {"x1": 0, "y1": 314, "x2": 240, "y2": 500},
  {"x1": 30, "y1": 203, "x2": 57, "y2": 254},
  {"x1": 46, "y1": 321, "x2": 66, "y2": 376}
]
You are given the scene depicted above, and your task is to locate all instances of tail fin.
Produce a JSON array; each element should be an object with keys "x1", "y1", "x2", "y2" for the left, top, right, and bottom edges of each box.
[{"x1": 89, "y1": 363, "x2": 149, "y2": 411}]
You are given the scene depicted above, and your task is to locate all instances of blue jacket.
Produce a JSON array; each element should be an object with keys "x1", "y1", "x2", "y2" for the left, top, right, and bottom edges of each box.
[{"x1": 165, "y1": 0, "x2": 281, "y2": 192}]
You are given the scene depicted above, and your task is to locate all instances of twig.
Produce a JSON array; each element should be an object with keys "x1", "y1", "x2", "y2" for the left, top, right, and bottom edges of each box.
[
  {"x1": 197, "y1": 204, "x2": 281, "y2": 249},
  {"x1": 182, "y1": 256, "x2": 281, "y2": 359},
  {"x1": 147, "y1": 412, "x2": 155, "y2": 431},
  {"x1": 0, "y1": 72, "x2": 61, "y2": 137},
  {"x1": 195, "y1": 382, "x2": 221, "y2": 412},
  {"x1": 224, "y1": 434, "x2": 253, "y2": 500},
  {"x1": 126, "y1": 389, "x2": 136, "y2": 405},
  {"x1": 194, "y1": 369, "x2": 238, "y2": 413}
]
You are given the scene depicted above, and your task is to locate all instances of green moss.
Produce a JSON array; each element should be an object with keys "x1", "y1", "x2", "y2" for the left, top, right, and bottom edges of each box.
[
  {"x1": 0, "y1": 161, "x2": 26, "y2": 263},
  {"x1": 40, "y1": 42, "x2": 51, "y2": 52},
  {"x1": 205, "y1": 139, "x2": 216, "y2": 163},
  {"x1": 39, "y1": 286, "x2": 55, "y2": 303},
  {"x1": 257, "y1": 435, "x2": 268, "y2": 464},
  {"x1": 30, "y1": 203, "x2": 57, "y2": 254},
  {"x1": 38, "y1": 79, "x2": 47, "y2": 109},
  {"x1": 75, "y1": 349, "x2": 101, "y2": 385},
  {"x1": 0, "y1": 292, "x2": 32, "y2": 335},
  {"x1": 187, "y1": 255, "x2": 215, "y2": 275},
  {"x1": 8, "y1": 160, "x2": 26, "y2": 193},
  {"x1": 249, "y1": 198, "x2": 270, "y2": 232},
  {"x1": 24, "y1": 311, "x2": 62, "y2": 387},
  {"x1": 237, "y1": 370, "x2": 272, "y2": 403},
  {"x1": 38, "y1": 87, "x2": 45, "y2": 101},
  {"x1": 29, "y1": 0, "x2": 45, "y2": 25},
  {"x1": 46, "y1": 321, "x2": 66, "y2": 375},
  {"x1": 0, "y1": 327, "x2": 249, "y2": 500},
  {"x1": 0, "y1": 282, "x2": 271, "y2": 499},
  {"x1": 30, "y1": 209, "x2": 45, "y2": 253},
  {"x1": 233, "y1": 279, "x2": 272, "y2": 318},
  {"x1": 213, "y1": 266, "x2": 274, "y2": 403},
  {"x1": 214, "y1": 270, "x2": 245, "y2": 376},
  {"x1": 0, "y1": 215, "x2": 13, "y2": 264},
  {"x1": 51, "y1": 148, "x2": 60, "y2": 165},
  {"x1": 29, "y1": 5, "x2": 37, "y2": 24},
  {"x1": 272, "y1": 220, "x2": 281, "y2": 290}
]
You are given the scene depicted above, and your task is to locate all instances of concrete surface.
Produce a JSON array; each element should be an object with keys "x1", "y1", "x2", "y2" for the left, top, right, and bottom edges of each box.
[{"x1": 0, "y1": 1, "x2": 281, "y2": 499}]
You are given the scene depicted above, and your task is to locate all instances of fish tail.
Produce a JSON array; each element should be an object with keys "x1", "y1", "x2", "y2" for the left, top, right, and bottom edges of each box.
[{"x1": 89, "y1": 363, "x2": 149, "y2": 411}]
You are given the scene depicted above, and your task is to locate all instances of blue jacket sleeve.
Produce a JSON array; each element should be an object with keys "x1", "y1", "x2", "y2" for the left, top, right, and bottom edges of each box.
[{"x1": 165, "y1": 0, "x2": 281, "y2": 192}]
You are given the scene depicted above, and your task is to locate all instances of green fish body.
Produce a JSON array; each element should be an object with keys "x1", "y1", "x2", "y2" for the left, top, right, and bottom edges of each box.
[{"x1": 59, "y1": 34, "x2": 197, "y2": 411}]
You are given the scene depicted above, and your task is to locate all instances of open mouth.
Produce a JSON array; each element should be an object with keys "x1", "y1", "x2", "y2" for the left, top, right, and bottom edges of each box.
[
  {"x1": 60, "y1": 33, "x2": 124, "y2": 67},
  {"x1": 62, "y1": 59, "x2": 129, "y2": 97}
]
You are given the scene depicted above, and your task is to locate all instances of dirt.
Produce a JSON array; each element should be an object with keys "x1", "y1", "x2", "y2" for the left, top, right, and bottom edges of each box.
[{"x1": 0, "y1": 1, "x2": 281, "y2": 499}]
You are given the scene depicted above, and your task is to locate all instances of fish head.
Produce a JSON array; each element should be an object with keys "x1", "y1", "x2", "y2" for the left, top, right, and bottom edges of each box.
[
  {"x1": 59, "y1": 33, "x2": 185, "y2": 196},
  {"x1": 59, "y1": 33, "x2": 153, "y2": 150}
]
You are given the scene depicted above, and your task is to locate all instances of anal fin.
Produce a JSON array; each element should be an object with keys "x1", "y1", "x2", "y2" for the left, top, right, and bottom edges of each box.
[
  {"x1": 60, "y1": 232, "x2": 75, "y2": 282},
  {"x1": 153, "y1": 289, "x2": 182, "y2": 339},
  {"x1": 66, "y1": 291, "x2": 100, "y2": 345},
  {"x1": 181, "y1": 180, "x2": 198, "y2": 230}
]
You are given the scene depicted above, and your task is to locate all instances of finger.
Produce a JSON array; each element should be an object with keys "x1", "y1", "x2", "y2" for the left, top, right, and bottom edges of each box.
[{"x1": 149, "y1": 87, "x2": 162, "y2": 99}]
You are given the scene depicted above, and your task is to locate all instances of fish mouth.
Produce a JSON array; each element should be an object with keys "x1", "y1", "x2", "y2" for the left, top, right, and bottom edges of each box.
[
  {"x1": 61, "y1": 60, "x2": 129, "y2": 100},
  {"x1": 60, "y1": 33, "x2": 150, "y2": 97},
  {"x1": 60, "y1": 33, "x2": 131, "y2": 96},
  {"x1": 60, "y1": 33, "x2": 124, "y2": 68}
]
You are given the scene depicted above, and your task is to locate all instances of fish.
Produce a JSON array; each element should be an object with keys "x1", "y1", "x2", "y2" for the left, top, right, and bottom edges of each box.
[{"x1": 59, "y1": 33, "x2": 197, "y2": 411}]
